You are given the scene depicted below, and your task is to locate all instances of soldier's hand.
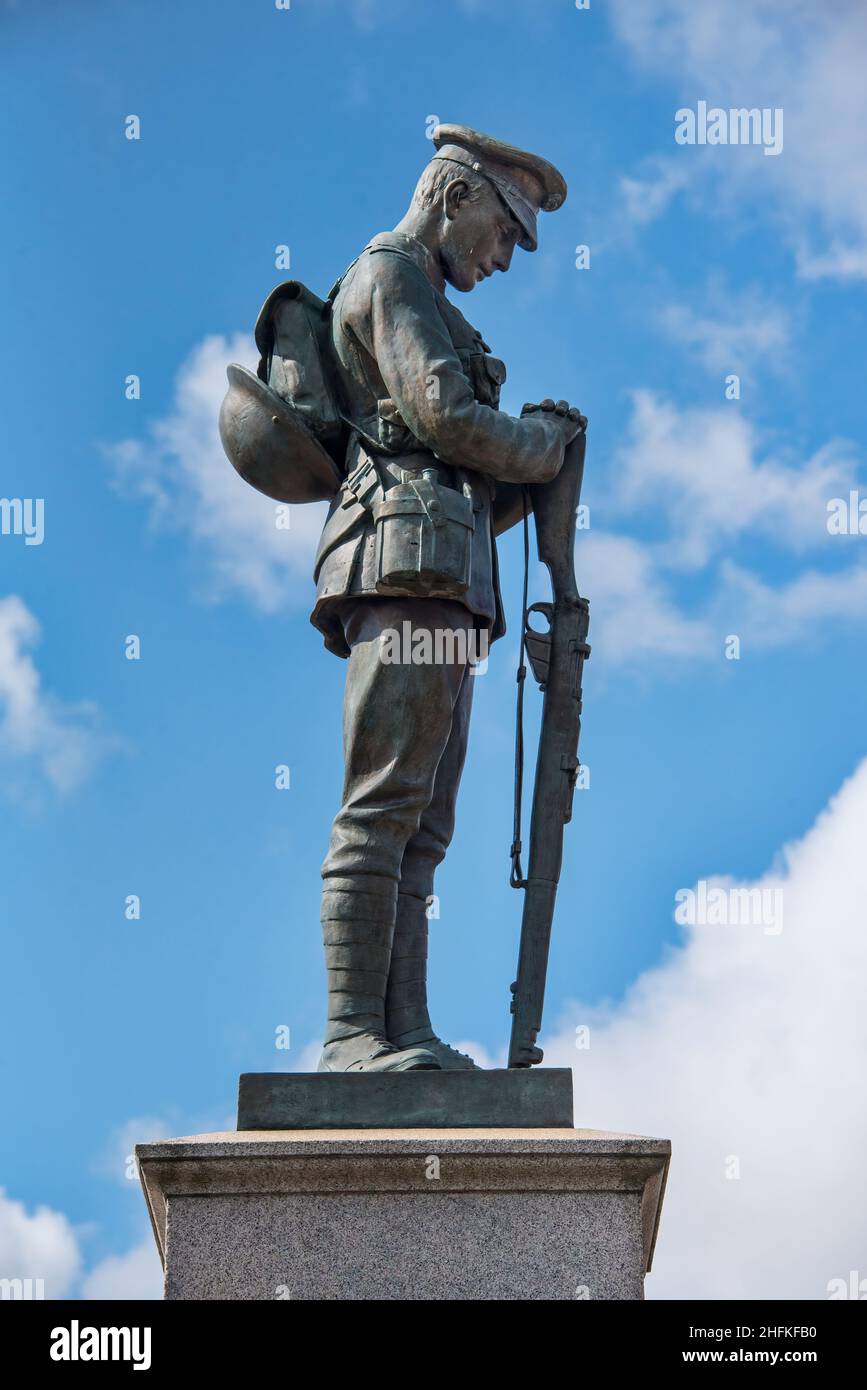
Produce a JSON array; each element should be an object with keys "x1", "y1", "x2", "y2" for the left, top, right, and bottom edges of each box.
[{"x1": 522, "y1": 399, "x2": 587, "y2": 443}]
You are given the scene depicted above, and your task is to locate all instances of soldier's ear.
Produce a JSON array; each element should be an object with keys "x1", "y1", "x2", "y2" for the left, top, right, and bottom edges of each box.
[{"x1": 443, "y1": 178, "x2": 471, "y2": 221}]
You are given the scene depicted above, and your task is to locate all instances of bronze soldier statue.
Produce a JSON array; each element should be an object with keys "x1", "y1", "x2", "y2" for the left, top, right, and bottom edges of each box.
[
  {"x1": 221, "y1": 125, "x2": 585, "y2": 1075},
  {"x1": 311, "y1": 125, "x2": 585, "y2": 1074}
]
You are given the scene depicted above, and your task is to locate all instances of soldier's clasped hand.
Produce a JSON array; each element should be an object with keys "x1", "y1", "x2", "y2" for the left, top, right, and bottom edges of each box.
[{"x1": 521, "y1": 398, "x2": 587, "y2": 443}]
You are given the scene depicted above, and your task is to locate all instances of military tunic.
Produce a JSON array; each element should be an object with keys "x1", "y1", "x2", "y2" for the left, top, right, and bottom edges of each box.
[{"x1": 310, "y1": 231, "x2": 566, "y2": 657}]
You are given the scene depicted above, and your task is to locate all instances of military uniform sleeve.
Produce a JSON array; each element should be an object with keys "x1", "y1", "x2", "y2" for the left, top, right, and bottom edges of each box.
[{"x1": 340, "y1": 251, "x2": 566, "y2": 484}]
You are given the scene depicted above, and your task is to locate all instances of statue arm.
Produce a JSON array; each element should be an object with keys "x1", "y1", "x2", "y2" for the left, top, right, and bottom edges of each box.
[{"x1": 346, "y1": 254, "x2": 566, "y2": 484}]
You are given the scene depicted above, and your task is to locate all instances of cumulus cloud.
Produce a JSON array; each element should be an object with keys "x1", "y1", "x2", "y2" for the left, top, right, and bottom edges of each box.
[
  {"x1": 0, "y1": 1184, "x2": 161, "y2": 1301},
  {"x1": 577, "y1": 531, "x2": 713, "y2": 667},
  {"x1": 613, "y1": 390, "x2": 859, "y2": 571},
  {"x1": 619, "y1": 157, "x2": 692, "y2": 227},
  {"x1": 1, "y1": 1108, "x2": 230, "y2": 1301},
  {"x1": 0, "y1": 1187, "x2": 81, "y2": 1298},
  {"x1": 94, "y1": 1115, "x2": 190, "y2": 1188},
  {"x1": 110, "y1": 333, "x2": 327, "y2": 613},
  {"x1": 610, "y1": 0, "x2": 867, "y2": 280},
  {"x1": 580, "y1": 390, "x2": 867, "y2": 669},
  {"x1": 538, "y1": 756, "x2": 867, "y2": 1298},
  {"x1": 80, "y1": 1239, "x2": 162, "y2": 1301},
  {"x1": 0, "y1": 595, "x2": 116, "y2": 797},
  {"x1": 718, "y1": 557, "x2": 867, "y2": 650},
  {"x1": 80, "y1": 1106, "x2": 231, "y2": 1298},
  {"x1": 657, "y1": 283, "x2": 792, "y2": 378},
  {"x1": 579, "y1": 528, "x2": 867, "y2": 672}
]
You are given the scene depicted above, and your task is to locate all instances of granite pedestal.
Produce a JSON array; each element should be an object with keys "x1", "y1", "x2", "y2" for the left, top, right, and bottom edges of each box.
[{"x1": 137, "y1": 1126, "x2": 670, "y2": 1300}]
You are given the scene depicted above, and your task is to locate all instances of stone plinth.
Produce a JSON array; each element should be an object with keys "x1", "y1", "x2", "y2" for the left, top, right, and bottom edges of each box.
[{"x1": 137, "y1": 1128, "x2": 670, "y2": 1301}]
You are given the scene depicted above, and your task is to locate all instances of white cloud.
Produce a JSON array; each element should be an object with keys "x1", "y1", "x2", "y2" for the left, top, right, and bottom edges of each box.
[
  {"x1": 798, "y1": 242, "x2": 867, "y2": 283},
  {"x1": 580, "y1": 528, "x2": 867, "y2": 672},
  {"x1": 718, "y1": 557, "x2": 867, "y2": 650},
  {"x1": 81, "y1": 1110, "x2": 230, "y2": 1298},
  {"x1": 613, "y1": 390, "x2": 860, "y2": 571},
  {"x1": 95, "y1": 1115, "x2": 186, "y2": 1188},
  {"x1": 80, "y1": 1239, "x2": 162, "y2": 1301},
  {"x1": 578, "y1": 532, "x2": 713, "y2": 667},
  {"x1": 578, "y1": 390, "x2": 867, "y2": 670},
  {"x1": 658, "y1": 283, "x2": 792, "y2": 377},
  {"x1": 0, "y1": 1182, "x2": 162, "y2": 1301},
  {"x1": 1, "y1": 1108, "x2": 232, "y2": 1301},
  {"x1": 619, "y1": 157, "x2": 691, "y2": 226},
  {"x1": 0, "y1": 1187, "x2": 81, "y2": 1298},
  {"x1": 111, "y1": 334, "x2": 327, "y2": 613},
  {"x1": 539, "y1": 756, "x2": 867, "y2": 1298},
  {"x1": 0, "y1": 595, "x2": 115, "y2": 796},
  {"x1": 610, "y1": 0, "x2": 867, "y2": 279}
]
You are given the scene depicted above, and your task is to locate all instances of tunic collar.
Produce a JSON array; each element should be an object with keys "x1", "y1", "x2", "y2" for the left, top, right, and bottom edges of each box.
[{"x1": 371, "y1": 231, "x2": 446, "y2": 294}]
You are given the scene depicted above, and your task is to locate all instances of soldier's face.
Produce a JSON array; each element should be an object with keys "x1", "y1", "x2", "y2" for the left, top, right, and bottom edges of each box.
[{"x1": 441, "y1": 184, "x2": 522, "y2": 293}]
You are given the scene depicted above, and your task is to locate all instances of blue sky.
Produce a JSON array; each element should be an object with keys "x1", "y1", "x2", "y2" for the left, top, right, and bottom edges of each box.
[{"x1": 2, "y1": 0, "x2": 866, "y2": 1299}]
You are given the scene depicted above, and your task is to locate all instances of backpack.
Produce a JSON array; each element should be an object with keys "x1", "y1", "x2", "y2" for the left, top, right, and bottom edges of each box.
[
  {"x1": 219, "y1": 278, "x2": 347, "y2": 504},
  {"x1": 253, "y1": 281, "x2": 344, "y2": 448}
]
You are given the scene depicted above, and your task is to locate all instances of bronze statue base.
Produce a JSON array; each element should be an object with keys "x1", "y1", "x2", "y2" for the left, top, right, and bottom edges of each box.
[{"x1": 237, "y1": 1068, "x2": 574, "y2": 1130}]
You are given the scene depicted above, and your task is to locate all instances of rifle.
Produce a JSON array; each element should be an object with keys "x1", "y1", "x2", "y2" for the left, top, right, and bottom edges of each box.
[{"x1": 508, "y1": 426, "x2": 590, "y2": 1067}]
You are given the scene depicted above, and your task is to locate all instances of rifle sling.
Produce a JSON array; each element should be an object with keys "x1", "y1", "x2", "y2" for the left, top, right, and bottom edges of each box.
[{"x1": 510, "y1": 486, "x2": 531, "y2": 890}]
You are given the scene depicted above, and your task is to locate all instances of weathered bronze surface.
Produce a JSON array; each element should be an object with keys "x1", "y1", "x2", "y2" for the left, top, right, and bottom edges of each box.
[
  {"x1": 222, "y1": 125, "x2": 589, "y2": 1092},
  {"x1": 508, "y1": 431, "x2": 590, "y2": 1067},
  {"x1": 219, "y1": 364, "x2": 341, "y2": 502},
  {"x1": 237, "y1": 1069, "x2": 574, "y2": 1130}
]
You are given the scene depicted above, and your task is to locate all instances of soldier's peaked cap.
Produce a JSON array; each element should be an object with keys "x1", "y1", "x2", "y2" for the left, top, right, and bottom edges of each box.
[{"x1": 430, "y1": 123, "x2": 567, "y2": 252}]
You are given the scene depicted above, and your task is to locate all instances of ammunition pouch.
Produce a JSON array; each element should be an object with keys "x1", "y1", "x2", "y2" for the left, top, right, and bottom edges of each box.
[{"x1": 345, "y1": 453, "x2": 476, "y2": 599}]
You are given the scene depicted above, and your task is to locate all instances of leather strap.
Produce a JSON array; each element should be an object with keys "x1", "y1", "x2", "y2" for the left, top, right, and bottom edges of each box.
[{"x1": 510, "y1": 487, "x2": 530, "y2": 890}]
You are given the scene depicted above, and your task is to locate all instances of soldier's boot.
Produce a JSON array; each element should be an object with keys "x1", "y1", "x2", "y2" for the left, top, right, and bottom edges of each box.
[
  {"x1": 385, "y1": 888, "x2": 481, "y2": 1070},
  {"x1": 317, "y1": 877, "x2": 440, "y2": 1073}
]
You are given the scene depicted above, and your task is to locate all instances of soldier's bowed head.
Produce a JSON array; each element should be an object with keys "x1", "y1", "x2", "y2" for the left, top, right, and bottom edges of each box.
[{"x1": 401, "y1": 123, "x2": 568, "y2": 294}]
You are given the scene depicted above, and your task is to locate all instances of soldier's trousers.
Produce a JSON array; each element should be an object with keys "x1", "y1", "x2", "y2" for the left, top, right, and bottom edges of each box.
[
  {"x1": 321, "y1": 596, "x2": 477, "y2": 900},
  {"x1": 320, "y1": 596, "x2": 479, "y2": 1044}
]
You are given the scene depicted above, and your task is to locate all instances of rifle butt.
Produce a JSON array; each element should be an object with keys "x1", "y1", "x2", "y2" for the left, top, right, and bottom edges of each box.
[{"x1": 508, "y1": 877, "x2": 557, "y2": 1067}]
